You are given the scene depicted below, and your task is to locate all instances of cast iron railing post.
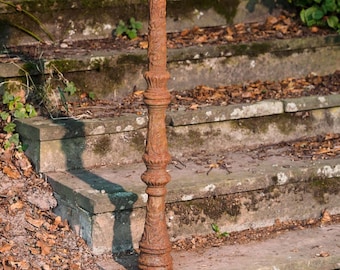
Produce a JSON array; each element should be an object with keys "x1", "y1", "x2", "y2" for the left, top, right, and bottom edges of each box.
[{"x1": 138, "y1": 0, "x2": 173, "y2": 269}]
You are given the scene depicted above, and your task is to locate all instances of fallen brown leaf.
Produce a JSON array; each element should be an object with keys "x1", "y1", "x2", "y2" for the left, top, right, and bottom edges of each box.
[
  {"x1": 0, "y1": 241, "x2": 14, "y2": 253},
  {"x1": 321, "y1": 209, "x2": 332, "y2": 224},
  {"x1": 139, "y1": 41, "x2": 148, "y2": 49},
  {"x1": 54, "y1": 216, "x2": 62, "y2": 226},
  {"x1": 195, "y1": 35, "x2": 208, "y2": 43},
  {"x1": 3, "y1": 166, "x2": 20, "y2": 179},
  {"x1": 9, "y1": 200, "x2": 24, "y2": 212},
  {"x1": 189, "y1": 104, "x2": 199, "y2": 110},
  {"x1": 28, "y1": 246, "x2": 40, "y2": 255},
  {"x1": 70, "y1": 263, "x2": 81, "y2": 270},
  {"x1": 15, "y1": 152, "x2": 32, "y2": 177},
  {"x1": 316, "y1": 251, "x2": 330, "y2": 257},
  {"x1": 37, "y1": 240, "x2": 51, "y2": 255},
  {"x1": 17, "y1": 260, "x2": 30, "y2": 270},
  {"x1": 133, "y1": 90, "x2": 144, "y2": 96},
  {"x1": 2, "y1": 258, "x2": 14, "y2": 270},
  {"x1": 225, "y1": 35, "x2": 234, "y2": 42},
  {"x1": 25, "y1": 216, "x2": 44, "y2": 228},
  {"x1": 265, "y1": 16, "x2": 279, "y2": 27},
  {"x1": 274, "y1": 24, "x2": 289, "y2": 34},
  {"x1": 1, "y1": 149, "x2": 12, "y2": 164}
]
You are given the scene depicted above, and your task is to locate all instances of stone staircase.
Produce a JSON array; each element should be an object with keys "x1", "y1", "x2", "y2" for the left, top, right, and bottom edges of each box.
[
  {"x1": 15, "y1": 93, "x2": 340, "y2": 255},
  {"x1": 3, "y1": 0, "x2": 340, "y2": 259}
]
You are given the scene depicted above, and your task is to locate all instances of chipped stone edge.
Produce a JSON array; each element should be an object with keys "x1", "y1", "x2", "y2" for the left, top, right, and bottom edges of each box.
[{"x1": 169, "y1": 94, "x2": 340, "y2": 126}]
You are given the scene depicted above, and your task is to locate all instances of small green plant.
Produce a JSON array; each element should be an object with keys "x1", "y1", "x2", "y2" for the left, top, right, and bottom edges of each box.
[
  {"x1": 1, "y1": 91, "x2": 37, "y2": 119},
  {"x1": 0, "y1": 60, "x2": 84, "y2": 152},
  {"x1": 0, "y1": 85, "x2": 37, "y2": 151},
  {"x1": 0, "y1": 0, "x2": 54, "y2": 42},
  {"x1": 211, "y1": 223, "x2": 229, "y2": 238},
  {"x1": 88, "y1": 91, "x2": 96, "y2": 100},
  {"x1": 46, "y1": 64, "x2": 78, "y2": 116},
  {"x1": 115, "y1": 17, "x2": 142, "y2": 39},
  {"x1": 288, "y1": 0, "x2": 340, "y2": 32}
]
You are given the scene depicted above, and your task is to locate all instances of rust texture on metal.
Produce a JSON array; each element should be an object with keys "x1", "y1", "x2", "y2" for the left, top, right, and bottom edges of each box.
[{"x1": 138, "y1": 0, "x2": 173, "y2": 269}]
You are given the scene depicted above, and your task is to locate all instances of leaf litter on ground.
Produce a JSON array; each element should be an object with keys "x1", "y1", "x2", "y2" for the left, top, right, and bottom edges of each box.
[{"x1": 54, "y1": 70, "x2": 340, "y2": 119}]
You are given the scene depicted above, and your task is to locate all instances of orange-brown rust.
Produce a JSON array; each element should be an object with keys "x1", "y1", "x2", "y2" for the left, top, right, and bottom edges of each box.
[{"x1": 138, "y1": 0, "x2": 173, "y2": 269}]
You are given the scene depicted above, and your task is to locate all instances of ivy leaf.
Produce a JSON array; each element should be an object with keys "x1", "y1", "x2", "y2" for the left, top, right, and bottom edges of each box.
[
  {"x1": 2, "y1": 91, "x2": 14, "y2": 104},
  {"x1": 300, "y1": 9, "x2": 307, "y2": 24},
  {"x1": 4, "y1": 122, "x2": 16, "y2": 133},
  {"x1": 115, "y1": 20, "x2": 127, "y2": 36},
  {"x1": 302, "y1": 7, "x2": 319, "y2": 26},
  {"x1": 8, "y1": 133, "x2": 20, "y2": 146},
  {"x1": 130, "y1": 17, "x2": 142, "y2": 30},
  {"x1": 1, "y1": 111, "x2": 9, "y2": 120},
  {"x1": 312, "y1": 8, "x2": 324, "y2": 20},
  {"x1": 327, "y1": 15, "x2": 339, "y2": 28},
  {"x1": 14, "y1": 107, "x2": 28, "y2": 119},
  {"x1": 126, "y1": 29, "x2": 138, "y2": 39},
  {"x1": 25, "y1": 104, "x2": 37, "y2": 117},
  {"x1": 64, "y1": 81, "x2": 77, "y2": 95},
  {"x1": 322, "y1": 0, "x2": 337, "y2": 11},
  {"x1": 88, "y1": 92, "x2": 96, "y2": 100}
]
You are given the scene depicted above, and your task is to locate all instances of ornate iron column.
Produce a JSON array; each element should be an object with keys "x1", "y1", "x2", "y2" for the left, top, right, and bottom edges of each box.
[{"x1": 138, "y1": 0, "x2": 173, "y2": 269}]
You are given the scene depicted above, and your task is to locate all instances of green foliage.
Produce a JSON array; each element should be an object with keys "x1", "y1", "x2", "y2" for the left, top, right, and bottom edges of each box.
[
  {"x1": 115, "y1": 17, "x2": 142, "y2": 39},
  {"x1": 0, "y1": 61, "x2": 81, "y2": 151},
  {"x1": 211, "y1": 223, "x2": 229, "y2": 238},
  {"x1": 88, "y1": 92, "x2": 96, "y2": 100},
  {"x1": 3, "y1": 122, "x2": 16, "y2": 133},
  {"x1": 0, "y1": 88, "x2": 37, "y2": 151},
  {"x1": 2, "y1": 91, "x2": 37, "y2": 119},
  {"x1": 288, "y1": 0, "x2": 340, "y2": 31},
  {"x1": 0, "y1": 65, "x2": 38, "y2": 151},
  {"x1": 5, "y1": 133, "x2": 20, "y2": 149},
  {"x1": 41, "y1": 63, "x2": 80, "y2": 117},
  {"x1": 63, "y1": 81, "x2": 77, "y2": 96}
]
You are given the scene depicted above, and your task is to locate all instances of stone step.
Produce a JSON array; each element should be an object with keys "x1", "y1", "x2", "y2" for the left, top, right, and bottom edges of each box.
[
  {"x1": 46, "y1": 151, "x2": 340, "y2": 255},
  {"x1": 16, "y1": 94, "x2": 340, "y2": 172},
  {"x1": 2, "y1": 34, "x2": 339, "y2": 101},
  {"x1": 1, "y1": 0, "x2": 284, "y2": 46}
]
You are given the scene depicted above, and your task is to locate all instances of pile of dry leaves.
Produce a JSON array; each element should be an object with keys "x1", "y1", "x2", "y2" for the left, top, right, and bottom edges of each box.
[{"x1": 0, "y1": 146, "x2": 100, "y2": 269}]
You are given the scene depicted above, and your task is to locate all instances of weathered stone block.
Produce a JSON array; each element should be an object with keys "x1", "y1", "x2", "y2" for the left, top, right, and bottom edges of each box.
[{"x1": 48, "y1": 157, "x2": 340, "y2": 254}]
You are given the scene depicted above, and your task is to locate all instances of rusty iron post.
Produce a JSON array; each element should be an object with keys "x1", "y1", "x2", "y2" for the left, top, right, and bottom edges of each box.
[{"x1": 138, "y1": 0, "x2": 173, "y2": 269}]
